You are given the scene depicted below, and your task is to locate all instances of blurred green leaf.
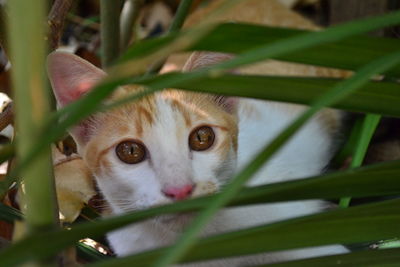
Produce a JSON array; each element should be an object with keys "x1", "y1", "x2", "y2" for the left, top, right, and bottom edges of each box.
[
  {"x1": 377, "y1": 239, "x2": 400, "y2": 250},
  {"x1": 118, "y1": 74, "x2": 400, "y2": 117},
  {"x1": 259, "y1": 248, "x2": 400, "y2": 267},
  {"x1": 122, "y1": 23, "x2": 400, "y2": 77},
  {"x1": 0, "y1": 202, "x2": 22, "y2": 223},
  {"x1": 339, "y1": 114, "x2": 381, "y2": 208},
  {"x1": 0, "y1": 143, "x2": 14, "y2": 166},
  {"x1": 91, "y1": 199, "x2": 400, "y2": 266}
]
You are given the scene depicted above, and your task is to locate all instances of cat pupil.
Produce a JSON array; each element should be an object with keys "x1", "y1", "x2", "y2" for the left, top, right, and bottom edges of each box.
[{"x1": 197, "y1": 132, "x2": 203, "y2": 142}]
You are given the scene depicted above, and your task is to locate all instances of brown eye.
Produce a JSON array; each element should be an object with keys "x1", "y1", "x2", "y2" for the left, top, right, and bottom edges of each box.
[
  {"x1": 116, "y1": 141, "x2": 146, "y2": 164},
  {"x1": 189, "y1": 126, "x2": 215, "y2": 151}
]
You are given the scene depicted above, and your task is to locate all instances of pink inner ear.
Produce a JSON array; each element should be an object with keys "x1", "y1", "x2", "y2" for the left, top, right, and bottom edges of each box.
[
  {"x1": 47, "y1": 51, "x2": 106, "y2": 107},
  {"x1": 183, "y1": 52, "x2": 234, "y2": 72},
  {"x1": 62, "y1": 81, "x2": 96, "y2": 105}
]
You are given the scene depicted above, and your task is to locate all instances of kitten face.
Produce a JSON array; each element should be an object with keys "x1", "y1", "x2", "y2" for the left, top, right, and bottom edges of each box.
[
  {"x1": 82, "y1": 88, "x2": 238, "y2": 214},
  {"x1": 47, "y1": 51, "x2": 238, "y2": 221}
]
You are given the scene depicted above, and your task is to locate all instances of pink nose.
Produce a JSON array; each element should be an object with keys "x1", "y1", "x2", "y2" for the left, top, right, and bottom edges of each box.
[{"x1": 162, "y1": 184, "x2": 194, "y2": 200}]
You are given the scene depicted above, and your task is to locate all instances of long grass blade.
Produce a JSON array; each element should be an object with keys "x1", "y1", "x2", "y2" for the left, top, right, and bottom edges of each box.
[
  {"x1": 256, "y1": 248, "x2": 400, "y2": 267},
  {"x1": 105, "y1": 75, "x2": 400, "y2": 117},
  {"x1": 0, "y1": 202, "x2": 23, "y2": 223},
  {"x1": 147, "y1": 0, "x2": 194, "y2": 73},
  {"x1": 339, "y1": 114, "x2": 381, "y2": 208},
  {"x1": 121, "y1": 24, "x2": 400, "y2": 77},
  {"x1": 90, "y1": 199, "x2": 400, "y2": 266}
]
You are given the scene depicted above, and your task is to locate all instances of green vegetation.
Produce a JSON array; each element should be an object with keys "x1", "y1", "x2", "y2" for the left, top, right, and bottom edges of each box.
[{"x1": 0, "y1": 0, "x2": 399, "y2": 266}]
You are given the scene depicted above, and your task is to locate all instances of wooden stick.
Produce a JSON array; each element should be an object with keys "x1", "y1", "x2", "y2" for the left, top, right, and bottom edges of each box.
[
  {"x1": 0, "y1": 102, "x2": 13, "y2": 133},
  {"x1": 48, "y1": 0, "x2": 74, "y2": 50}
]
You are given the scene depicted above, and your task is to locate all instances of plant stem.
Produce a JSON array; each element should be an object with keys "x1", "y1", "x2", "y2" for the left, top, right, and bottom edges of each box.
[
  {"x1": 339, "y1": 114, "x2": 381, "y2": 208},
  {"x1": 100, "y1": 0, "x2": 122, "y2": 68},
  {"x1": 168, "y1": 0, "x2": 194, "y2": 33},
  {"x1": 147, "y1": 0, "x2": 194, "y2": 74},
  {"x1": 120, "y1": 0, "x2": 144, "y2": 52},
  {"x1": 48, "y1": 0, "x2": 74, "y2": 50},
  {"x1": 7, "y1": 0, "x2": 58, "y2": 262}
]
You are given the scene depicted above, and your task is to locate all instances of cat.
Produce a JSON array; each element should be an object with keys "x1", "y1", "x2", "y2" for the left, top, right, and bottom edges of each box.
[{"x1": 47, "y1": 0, "x2": 349, "y2": 265}]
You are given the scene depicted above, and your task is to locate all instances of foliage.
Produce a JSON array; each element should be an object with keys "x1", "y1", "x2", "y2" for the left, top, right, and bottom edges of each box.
[{"x1": 0, "y1": 0, "x2": 400, "y2": 266}]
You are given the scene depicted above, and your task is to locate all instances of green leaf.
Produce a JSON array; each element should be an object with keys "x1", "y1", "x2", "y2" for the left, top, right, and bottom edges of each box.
[
  {"x1": 0, "y1": 143, "x2": 14, "y2": 166},
  {"x1": 123, "y1": 23, "x2": 400, "y2": 77},
  {"x1": 258, "y1": 248, "x2": 400, "y2": 267},
  {"x1": 0, "y1": 202, "x2": 23, "y2": 223},
  {"x1": 90, "y1": 199, "x2": 400, "y2": 266},
  {"x1": 118, "y1": 74, "x2": 400, "y2": 117},
  {"x1": 1, "y1": 160, "x2": 400, "y2": 266},
  {"x1": 193, "y1": 24, "x2": 400, "y2": 78},
  {"x1": 377, "y1": 239, "x2": 400, "y2": 250},
  {"x1": 339, "y1": 114, "x2": 381, "y2": 208}
]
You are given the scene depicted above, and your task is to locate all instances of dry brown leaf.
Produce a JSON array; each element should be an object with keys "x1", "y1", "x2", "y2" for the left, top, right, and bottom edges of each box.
[{"x1": 53, "y1": 145, "x2": 96, "y2": 223}]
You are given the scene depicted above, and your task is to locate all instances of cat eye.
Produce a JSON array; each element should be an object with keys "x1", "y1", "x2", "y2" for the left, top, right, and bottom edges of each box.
[
  {"x1": 189, "y1": 126, "x2": 215, "y2": 151},
  {"x1": 116, "y1": 141, "x2": 146, "y2": 164}
]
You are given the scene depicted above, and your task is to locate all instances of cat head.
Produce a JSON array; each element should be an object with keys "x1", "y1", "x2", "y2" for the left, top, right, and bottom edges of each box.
[{"x1": 47, "y1": 51, "x2": 238, "y2": 214}]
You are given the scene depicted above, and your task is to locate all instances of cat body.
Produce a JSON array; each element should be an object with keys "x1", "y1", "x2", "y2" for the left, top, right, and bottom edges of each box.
[{"x1": 48, "y1": 0, "x2": 349, "y2": 265}]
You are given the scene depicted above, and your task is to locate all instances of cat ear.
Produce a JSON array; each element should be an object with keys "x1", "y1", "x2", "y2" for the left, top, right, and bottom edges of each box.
[
  {"x1": 183, "y1": 52, "x2": 238, "y2": 114},
  {"x1": 183, "y1": 51, "x2": 234, "y2": 72},
  {"x1": 47, "y1": 52, "x2": 106, "y2": 147},
  {"x1": 47, "y1": 51, "x2": 106, "y2": 108}
]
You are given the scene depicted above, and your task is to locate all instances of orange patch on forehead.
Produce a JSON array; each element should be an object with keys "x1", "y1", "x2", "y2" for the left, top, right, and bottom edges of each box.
[
  {"x1": 137, "y1": 105, "x2": 154, "y2": 125},
  {"x1": 116, "y1": 124, "x2": 130, "y2": 135},
  {"x1": 133, "y1": 103, "x2": 156, "y2": 137},
  {"x1": 102, "y1": 86, "x2": 158, "y2": 137},
  {"x1": 170, "y1": 99, "x2": 192, "y2": 127},
  {"x1": 134, "y1": 116, "x2": 144, "y2": 137}
]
